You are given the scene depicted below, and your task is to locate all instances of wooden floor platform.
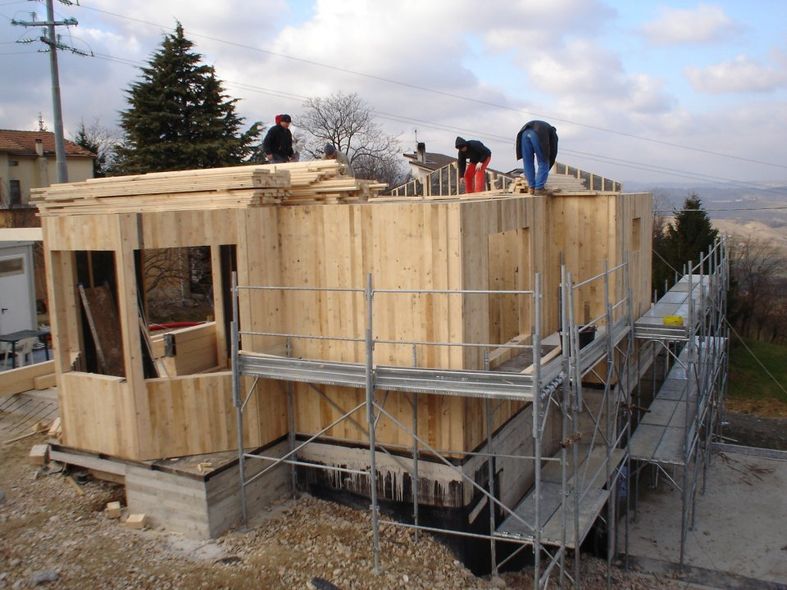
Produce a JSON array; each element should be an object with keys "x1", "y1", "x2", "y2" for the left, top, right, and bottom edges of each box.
[
  {"x1": 494, "y1": 445, "x2": 625, "y2": 547},
  {"x1": 0, "y1": 388, "x2": 58, "y2": 442}
]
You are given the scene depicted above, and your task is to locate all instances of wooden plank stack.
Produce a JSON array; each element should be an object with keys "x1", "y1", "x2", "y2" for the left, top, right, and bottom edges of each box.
[{"x1": 32, "y1": 161, "x2": 387, "y2": 216}]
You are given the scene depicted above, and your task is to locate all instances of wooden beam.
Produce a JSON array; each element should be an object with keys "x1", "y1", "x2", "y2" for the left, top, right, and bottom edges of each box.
[{"x1": 0, "y1": 361, "x2": 56, "y2": 396}]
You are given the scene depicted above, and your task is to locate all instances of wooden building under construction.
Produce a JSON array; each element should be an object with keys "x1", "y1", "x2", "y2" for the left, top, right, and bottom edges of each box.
[{"x1": 34, "y1": 161, "x2": 652, "y2": 564}]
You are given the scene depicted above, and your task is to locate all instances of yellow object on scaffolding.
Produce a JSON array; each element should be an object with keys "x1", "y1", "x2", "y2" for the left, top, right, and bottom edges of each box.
[{"x1": 663, "y1": 315, "x2": 684, "y2": 326}]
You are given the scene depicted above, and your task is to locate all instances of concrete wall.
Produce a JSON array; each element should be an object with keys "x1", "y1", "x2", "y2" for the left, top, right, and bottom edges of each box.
[
  {"x1": 126, "y1": 439, "x2": 290, "y2": 538},
  {"x1": 296, "y1": 401, "x2": 563, "y2": 520}
]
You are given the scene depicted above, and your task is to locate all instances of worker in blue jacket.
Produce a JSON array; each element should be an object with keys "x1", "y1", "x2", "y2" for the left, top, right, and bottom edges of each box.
[
  {"x1": 516, "y1": 121, "x2": 558, "y2": 195},
  {"x1": 455, "y1": 137, "x2": 491, "y2": 193}
]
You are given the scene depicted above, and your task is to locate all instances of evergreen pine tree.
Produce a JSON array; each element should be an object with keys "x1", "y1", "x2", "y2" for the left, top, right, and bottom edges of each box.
[
  {"x1": 653, "y1": 194, "x2": 719, "y2": 295},
  {"x1": 114, "y1": 23, "x2": 261, "y2": 174}
]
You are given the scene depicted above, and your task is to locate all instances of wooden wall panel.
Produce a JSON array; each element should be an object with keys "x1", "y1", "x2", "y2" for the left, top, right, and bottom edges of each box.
[
  {"x1": 59, "y1": 372, "x2": 132, "y2": 457},
  {"x1": 43, "y1": 190, "x2": 652, "y2": 460},
  {"x1": 144, "y1": 373, "x2": 286, "y2": 459}
]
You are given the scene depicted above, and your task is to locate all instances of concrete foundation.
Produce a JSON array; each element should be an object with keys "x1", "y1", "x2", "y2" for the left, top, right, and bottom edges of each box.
[{"x1": 628, "y1": 444, "x2": 787, "y2": 586}]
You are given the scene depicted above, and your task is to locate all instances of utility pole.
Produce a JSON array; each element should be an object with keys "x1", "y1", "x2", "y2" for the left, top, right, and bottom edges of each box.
[{"x1": 13, "y1": 0, "x2": 85, "y2": 183}]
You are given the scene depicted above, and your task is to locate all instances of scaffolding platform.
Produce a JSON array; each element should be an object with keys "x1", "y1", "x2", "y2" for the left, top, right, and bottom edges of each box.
[
  {"x1": 630, "y1": 346, "x2": 696, "y2": 465},
  {"x1": 237, "y1": 350, "x2": 563, "y2": 401},
  {"x1": 634, "y1": 274, "x2": 713, "y2": 340},
  {"x1": 494, "y1": 446, "x2": 625, "y2": 547}
]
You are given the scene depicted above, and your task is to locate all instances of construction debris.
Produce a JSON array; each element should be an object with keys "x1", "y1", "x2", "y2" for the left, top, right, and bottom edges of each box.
[
  {"x1": 197, "y1": 461, "x2": 214, "y2": 474},
  {"x1": 124, "y1": 513, "x2": 148, "y2": 530},
  {"x1": 47, "y1": 417, "x2": 62, "y2": 439},
  {"x1": 105, "y1": 501, "x2": 122, "y2": 519},
  {"x1": 28, "y1": 444, "x2": 49, "y2": 466}
]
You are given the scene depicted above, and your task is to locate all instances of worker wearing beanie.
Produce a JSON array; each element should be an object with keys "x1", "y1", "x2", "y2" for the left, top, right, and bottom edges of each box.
[
  {"x1": 455, "y1": 137, "x2": 491, "y2": 194},
  {"x1": 323, "y1": 143, "x2": 354, "y2": 176},
  {"x1": 263, "y1": 114, "x2": 294, "y2": 163}
]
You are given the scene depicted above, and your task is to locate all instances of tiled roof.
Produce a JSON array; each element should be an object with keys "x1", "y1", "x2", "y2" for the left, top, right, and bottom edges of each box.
[
  {"x1": 403, "y1": 151, "x2": 457, "y2": 171},
  {"x1": 0, "y1": 129, "x2": 95, "y2": 158}
]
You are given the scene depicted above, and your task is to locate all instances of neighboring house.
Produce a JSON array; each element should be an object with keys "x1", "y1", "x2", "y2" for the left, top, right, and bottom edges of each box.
[{"x1": 0, "y1": 129, "x2": 95, "y2": 208}]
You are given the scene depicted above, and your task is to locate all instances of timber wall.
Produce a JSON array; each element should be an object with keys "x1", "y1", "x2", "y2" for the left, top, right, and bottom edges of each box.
[{"x1": 40, "y1": 185, "x2": 651, "y2": 463}]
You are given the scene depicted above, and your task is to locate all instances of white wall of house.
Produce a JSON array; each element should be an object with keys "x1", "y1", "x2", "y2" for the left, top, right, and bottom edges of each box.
[
  {"x1": 0, "y1": 241, "x2": 37, "y2": 334},
  {"x1": 0, "y1": 154, "x2": 93, "y2": 207}
]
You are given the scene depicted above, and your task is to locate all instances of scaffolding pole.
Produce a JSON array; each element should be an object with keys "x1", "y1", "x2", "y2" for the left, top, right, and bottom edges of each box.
[{"x1": 231, "y1": 262, "x2": 641, "y2": 589}]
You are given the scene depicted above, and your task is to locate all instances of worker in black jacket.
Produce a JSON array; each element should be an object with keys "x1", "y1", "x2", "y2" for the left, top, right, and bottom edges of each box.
[
  {"x1": 515, "y1": 121, "x2": 558, "y2": 195},
  {"x1": 455, "y1": 137, "x2": 491, "y2": 193},
  {"x1": 262, "y1": 114, "x2": 294, "y2": 163}
]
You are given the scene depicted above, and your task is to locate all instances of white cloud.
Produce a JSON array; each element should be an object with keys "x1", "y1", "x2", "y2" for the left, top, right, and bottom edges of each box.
[
  {"x1": 685, "y1": 53, "x2": 787, "y2": 93},
  {"x1": 525, "y1": 40, "x2": 675, "y2": 115},
  {"x1": 641, "y1": 4, "x2": 738, "y2": 45},
  {"x1": 1, "y1": 0, "x2": 785, "y2": 185}
]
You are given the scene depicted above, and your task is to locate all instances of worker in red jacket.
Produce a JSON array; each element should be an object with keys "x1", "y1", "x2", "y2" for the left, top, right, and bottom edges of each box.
[{"x1": 455, "y1": 137, "x2": 491, "y2": 194}]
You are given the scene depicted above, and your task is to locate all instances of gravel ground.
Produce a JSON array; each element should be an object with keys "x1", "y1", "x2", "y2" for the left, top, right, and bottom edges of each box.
[{"x1": 1, "y1": 432, "x2": 697, "y2": 589}]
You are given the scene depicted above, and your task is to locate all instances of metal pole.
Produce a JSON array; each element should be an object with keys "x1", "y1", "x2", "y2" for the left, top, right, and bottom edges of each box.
[
  {"x1": 532, "y1": 273, "x2": 542, "y2": 588},
  {"x1": 365, "y1": 272, "x2": 381, "y2": 574},
  {"x1": 603, "y1": 261, "x2": 614, "y2": 590},
  {"x1": 485, "y1": 396, "x2": 498, "y2": 575},
  {"x1": 680, "y1": 269, "x2": 694, "y2": 567},
  {"x1": 230, "y1": 272, "x2": 247, "y2": 527},
  {"x1": 483, "y1": 350, "x2": 498, "y2": 575},
  {"x1": 566, "y1": 271, "x2": 581, "y2": 589},
  {"x1": 559, "y1": 266, "x2": 571, "y2": 588},
  {"x1": 411, "y1": 343, "x2": 419, "y2": 542},
  {"x1": 45, "y1": 0, "x2": 68, "y2": 183},
  {"x1": 286, "y1": 335, "x2": 297, "y2": 498}
]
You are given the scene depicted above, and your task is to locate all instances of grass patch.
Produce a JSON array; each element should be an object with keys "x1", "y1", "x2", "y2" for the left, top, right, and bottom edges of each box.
[{"x1": 727, "y1": 337, "x2": 787, "y2": 417}]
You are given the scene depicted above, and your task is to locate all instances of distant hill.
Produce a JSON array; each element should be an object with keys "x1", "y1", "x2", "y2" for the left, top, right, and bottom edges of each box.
[{"x1": 624, "y1": 181, "x2": 787, "y2": 230}]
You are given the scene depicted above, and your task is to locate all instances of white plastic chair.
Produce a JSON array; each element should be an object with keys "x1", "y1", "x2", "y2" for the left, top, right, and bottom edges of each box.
[
  {"x1": 0, "y1": 342, "x2": 11, "y2": 368},
  {"x1": 15, "y1": 337, "x2": 38, "y2": 366}
]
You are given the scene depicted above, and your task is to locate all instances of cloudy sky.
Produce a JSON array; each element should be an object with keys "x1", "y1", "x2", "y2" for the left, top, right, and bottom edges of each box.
[{"x1": 1, "y1": 0, "x2": 786, "y2": 186}]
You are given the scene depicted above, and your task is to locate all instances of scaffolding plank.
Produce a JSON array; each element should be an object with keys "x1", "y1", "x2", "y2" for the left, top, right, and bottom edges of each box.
[
  {"x1": 541, "y1": 445, "x2": 624, "y2": 490},
  {"x1": 630, "y1": 423, "x2": 667, "y2": 461},
  {"x1": 652, "y1": 427, "x2": 686, "y2": 464},
  {"x1": 540, "y1": 488, "x2": 608, "y2": 547},
  {"x1": 641, "y1": 398, "x2": 679, "y2": 426},
  {"x1": 495, "y1": 481, "x2": 563, "y2": 540}
]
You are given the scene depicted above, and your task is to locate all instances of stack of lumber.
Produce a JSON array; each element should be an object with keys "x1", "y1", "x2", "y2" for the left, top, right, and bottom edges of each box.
[
  {"x1": 267, "y1": 160, "x2": 387, "y2": 204},
  {"x1": 32, "y1": 161, "x2": 387, "y2": 216},
  {"x1": 509, "y1": 174, "x2": 592, "y2": 195}
]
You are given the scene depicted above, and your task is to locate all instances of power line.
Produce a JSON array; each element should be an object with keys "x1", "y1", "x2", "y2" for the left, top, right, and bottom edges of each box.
[
  {"x1": 77, "y1": 2, "x2": 787, "y2": 172},
  {"x1": 225, "y1": 78, "x2": 787, "y2": 199},
  {"x1": 656, "y1": 206, "x2": 787, "y2": 213},
  {"x1": 87, "y1": 50, "x2": 787, "y2": 203},
  {"x1": 12, "y1": 0, "x2": 86, "y2": 182}
]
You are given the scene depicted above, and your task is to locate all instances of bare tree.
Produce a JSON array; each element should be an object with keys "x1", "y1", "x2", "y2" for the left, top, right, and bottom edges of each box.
[
  {"x1": 728, "y1": 234, "x2": 787, "y2": 342},
  {"x1": 72, "y1": 118, "x2": 121, "y2": 177},
  {"x1": 299, "y1": 92, "x2": 406, "y2": 186}
]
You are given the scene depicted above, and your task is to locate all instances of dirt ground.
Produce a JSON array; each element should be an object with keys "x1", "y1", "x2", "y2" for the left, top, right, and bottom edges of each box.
[
  {"x1": 722, "y1": 411, "x2": 787, "y2": 450},
  {"x1": 0, "y1": 432, "x2": 701, "y2": 589}
]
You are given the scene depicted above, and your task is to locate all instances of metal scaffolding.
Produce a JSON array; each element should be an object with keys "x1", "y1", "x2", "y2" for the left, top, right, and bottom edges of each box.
[
  {"x1": 629, "y1": 238, "x2": 729, "y2": 567},
  {"x1": 231, "y1": 259, "x2": 637, "y2": 588}
]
